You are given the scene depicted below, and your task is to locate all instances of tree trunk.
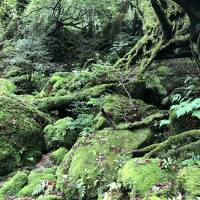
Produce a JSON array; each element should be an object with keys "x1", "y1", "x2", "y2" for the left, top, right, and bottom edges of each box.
[{"x1": 114, "y1": 0, "x2": 191, "y2": 77}]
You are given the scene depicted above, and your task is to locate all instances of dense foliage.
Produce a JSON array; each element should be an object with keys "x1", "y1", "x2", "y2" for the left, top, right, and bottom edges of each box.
[{"x1": 0, "y1": 0, "x2": 200, "y2": 199}]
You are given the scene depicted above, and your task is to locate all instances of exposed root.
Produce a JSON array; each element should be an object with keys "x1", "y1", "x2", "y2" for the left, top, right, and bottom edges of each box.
[
  {"x1": 131, "y1": 143, "x2": 159, "y2": 157},
  {"x1": 143, "y1": 129, "x2": 200, "y2": 158},
  {"x1": 113, "y1": 32, "x2": 151, "y2": 69},
  {"x1": 162, "y1": 140, "x2": 200, "y2": 158}
]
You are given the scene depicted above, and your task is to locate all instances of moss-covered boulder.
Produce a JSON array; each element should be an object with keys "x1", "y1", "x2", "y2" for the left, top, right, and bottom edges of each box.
[
  {"x1": 116, "y1": 73, "x2": 167, "y2": 106},
  {"x1": 17, "y1": 168, "x2": 56, "y2": 197},
  {"x1": 44, "y1": 117, "x2": 77, "y2": 149},
  {"x1": 39, "y1": 65, "x2": 119, "y2": 98},
  {"x1": 36, "y1": 83, "x2": 114, "y2": 111},
  {"x1": 0, "y1": 95, "x2": 50, "y2": 175},
  {"x1": 57, "y1": 127, "x2": 152, "y2": 199},
  {"x1": 0, "y1": 78, "x2": 16, "y2": 94},
  {"x1": 0, "y1": 171, "x2": 28, "y2": 199},
  {"x1": 150, "y1": 59, "x2": 199, "y2": 93},
  {"x1": 0, "y1": 136, "x2": 21, "y2": 175},
  {"x1": 176, "y1": 166, "x2": 200, "y2": 200},
  {"x1": 118, "y1": 158, "x2": 170, "y2": 197},
  {"x1": 94, "y1": 94, "x2": 157, "y2": 129},
  {"x1": 50, "y1": 147, "x2": 68, "y2": 164},
  {"x1": 37, "y1": 195, "x2": 63, "y2": 200}
]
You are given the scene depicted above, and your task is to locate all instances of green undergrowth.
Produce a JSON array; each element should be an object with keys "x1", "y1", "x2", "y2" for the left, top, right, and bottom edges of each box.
[
  {"x1": 0, "y1": 171, "x2": 28, "y2": 199},
  {"x1": 17, "y1": 168, "x2": 56, "y2": 197},
  {"x1": 176, "y1": 166, "x2": 200, "y2": 199}
]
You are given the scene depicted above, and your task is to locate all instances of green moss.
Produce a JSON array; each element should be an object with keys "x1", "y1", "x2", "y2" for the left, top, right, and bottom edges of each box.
[
  {"x1": 0, "y1": 171, "x2": 28, "y2": 198},
  {"x1": 18, "y1": 94, "x2": 36, "y2": 104},
  {"x1": 94, "y1": 94, "x2": 157, "y2": 128},
  {"x1": 117, "y1": 112, "x2": 164, "y2": 130},
  {"x1": 58, "y1": 127, "x2": 152, "y2": 198},
  {"x1": 0, "y1": 136, "x2": 21, "y2": 175},
  {"x1": 17, "y1": 168, "x2": 56, "y2": 197},
  {"x1": 50, "y1": 147, "x2": 68, "y2": 164},
  {"x1": 145, "y1": 129, "x2": 200, "y2": 159},
  {"x1": 44, "y1": 117, "x2": 78, "y2": 149},
  {"x1": 0, "y1": 78, "x2": 16, "y2": 94},
  {"x1": 117, "y1": 76, "x2": 166, "y2": 105},
  {"x1": 37, "y1": 195, "x2": 62, "y2": 200},
  {"x1": 143, "y1": 73, "x2": 166, "y2": 96},
  {"x1": 176, "y1": 166, "x2": 200, "y2": 199},
  {"x1": 0, "y1": 94, "x2": 50, "y2": 175},
  {"x1": 118, "y1": 158, "x2": 170, "y2": 197},
  {"x1": 144, "y1": 195, "x2": 165, "y2": 200},
  {"x1": 37, "y1": 83, "x2": 114, "y2": 111},
  {"x1": 140, "y1": 0, "x2": 157, "y2": 31}
]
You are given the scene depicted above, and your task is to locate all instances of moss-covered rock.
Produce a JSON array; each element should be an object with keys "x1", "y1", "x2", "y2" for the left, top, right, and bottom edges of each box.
[
  {"x1": 0, "y1": 78, "x2": 16, "y2": 94},
  {"x1": 50, "y1": 147, "x2": 68, "y2": 164},
  {"x1": 118, "y1": 158, "x2": 170, "y2": 197},
  {"x1": 36, "y1": 83, "x2": 114, "y2": 111},
  {"x1": 144, "y1": 130, "x2": 200, "y2": 159},
  {"x1": 40, "y1": 65, "x2": 120, "y2": 98},
  {"x1": 116, "y1": 73, "x2": 167, "y2": 106},
  {"x1": 176, "y1": 166, "x2": 200, "y2": 200},
  {"x1": 57, "y1": 127, "x2": 152, "y2": 199},
  {"x1": 116, "y1": 112, "x2": 165, "y2": 130},
  {"x1": 0, "y1": 171, "x2": 28, "y2": 198},
  {"x1": 0, "y1": 94, "x2": 50, "y2": 175},
  {"x1": 18, "y1": 168, "x2": 56, "y2": 197},
  {"x1": 37, "y1": 195, "x2": 63, "y2": 200},
  {"x1": 149, "y1": 58, "x2": 198, "y2": 94},
  {"x1": 94, "y1": 94, "x2": 157, "y2": 129},
  {"x1": 44, "y1": 117, "x2": 77, "y2": 149},
  {"x1": 0, "y1": 136, "x2": 21, "y2": 176}
]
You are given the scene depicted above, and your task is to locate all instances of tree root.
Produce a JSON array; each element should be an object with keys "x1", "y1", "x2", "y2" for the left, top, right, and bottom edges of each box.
[
  {"x1": 132, "y1": 130, "x2": 200, "y2": 159},
  {"x1": 162, "y1": 140, "x2": 200, "y2": 159},
  {"x1": 113, "y1": 32, "x2": 151, "y2": 69}
]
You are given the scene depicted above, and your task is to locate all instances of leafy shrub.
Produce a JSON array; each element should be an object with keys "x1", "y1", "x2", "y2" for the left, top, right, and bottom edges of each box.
[{"x1": 8, "y1": 37, "x2": 50, "y2": 81}]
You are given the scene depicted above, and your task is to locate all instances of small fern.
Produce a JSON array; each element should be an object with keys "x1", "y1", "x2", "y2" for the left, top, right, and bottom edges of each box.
[
  {"x1": 171, "y1": 98, "x2": 200, "y2": 118},
  {"x1": 191, "y1": 110, "x2": 200, "y2": 119},
  {"x1": 159, "y1": 119, "x2": 170, "y2": 127}
]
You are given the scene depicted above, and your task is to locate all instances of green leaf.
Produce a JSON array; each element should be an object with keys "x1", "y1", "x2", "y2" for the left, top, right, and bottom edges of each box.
[
  {"x1": 159, "y1": 119, "x2": 170, "y2": 127},
  {"x1": 192, "y1": 110, "x2": 200, "y2": 119}
]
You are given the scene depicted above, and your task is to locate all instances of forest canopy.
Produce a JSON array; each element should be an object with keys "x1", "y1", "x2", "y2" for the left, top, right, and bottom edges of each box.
[{"x1": 0, "y1": 0, "x2": 200, "y2": 200}]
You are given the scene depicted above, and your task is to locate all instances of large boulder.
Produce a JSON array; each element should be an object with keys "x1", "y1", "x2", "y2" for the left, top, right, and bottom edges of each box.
[
  {"x1": 17, "y1": 168, "x2": 56, "y2": 197},
  {"x1": 94, "y1": 94, "x2": 157, "y2": 130},
  {"x1": 118, "y1": 158, "x2": 171, "y2": 198},
  {"x1": 0, "y1": 94, "x2": 50, "y2": 175},
  {"x1": 116, "y1": 74, "x2": 167, "y2": 106},
  {"x1": 44, "y1": 117, "x2": 77, "y2": 150},
  {"x1": 0, "y1": 171, "x2": 28, "y2": 199},
  {"x1": 57, "y1": 127, "x2": 152, "y2": 199}
]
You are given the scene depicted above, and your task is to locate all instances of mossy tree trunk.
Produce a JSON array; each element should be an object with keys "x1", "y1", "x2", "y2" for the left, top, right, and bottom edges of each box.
[{"x1": 114, "y1": 0, "x2": 192, "y2": 77}]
